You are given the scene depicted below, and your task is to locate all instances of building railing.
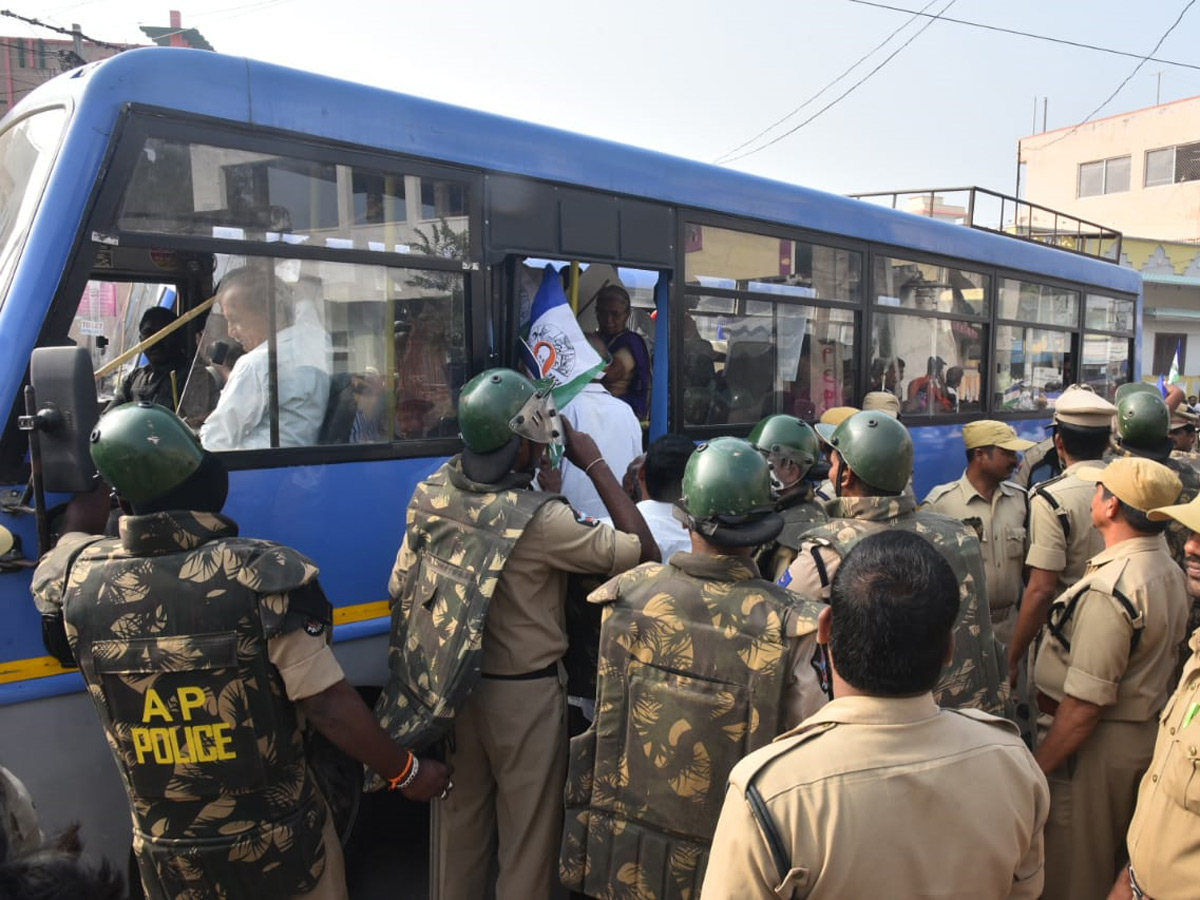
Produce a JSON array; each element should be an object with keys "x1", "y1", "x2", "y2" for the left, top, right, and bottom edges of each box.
[{"x1": 848, "y1": 186, "x2": 1123, "y2": 264}]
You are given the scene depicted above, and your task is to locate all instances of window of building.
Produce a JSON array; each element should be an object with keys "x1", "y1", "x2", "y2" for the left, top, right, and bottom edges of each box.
[
  {"x1": 1077, "y1": 156, "x2": 1130, "y2": 197},
  {"x1": 1144, "y1": 142, "x2": 1200, "y2": 187}
]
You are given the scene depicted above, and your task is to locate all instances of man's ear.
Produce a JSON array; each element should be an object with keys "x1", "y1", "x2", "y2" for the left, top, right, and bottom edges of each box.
[{"x1": 817, "y1": 604, "x2": 833, "y2": 646}]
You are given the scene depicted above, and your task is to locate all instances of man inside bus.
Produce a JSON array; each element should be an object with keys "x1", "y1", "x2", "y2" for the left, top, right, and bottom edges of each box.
[
  {"x1": 591, "y1": 284, "x2": 650, "y2": 419},
  {"x1": 200, "y1": 265, "x2": 331, "y2": 451},
  {"x1": 561, "y1": 437, "x2": 826, "y2": 900},
  {"x1": 32, "y1": 402, "x2": 449, "y2": 900},
  {"x1": 782, "y1": 411, "x2": 1007, "y2": 718},
  {"x1": 375, "y1": 368, "x2": 658, "y2": 900},
  {"x1": 109, "y1": 305, "x2": 217, "y2": 428}
]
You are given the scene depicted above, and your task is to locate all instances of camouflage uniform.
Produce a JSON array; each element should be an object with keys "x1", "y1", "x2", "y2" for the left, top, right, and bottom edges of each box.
[
  {"x1": 784, "y1": 495, "x2": 1008, "y2": 717},
  {"x1": 31, "y1": 511, "x2": 335, "y2": 900},
  {"x1": 561, "y1": 553, "x2": 823, "y2": 899},
  {"x1": 373, "y1": 461, "x2": 557, "y2": 754},
  {"x1": 754, "y1": 483, "x2": 828, "y2": 583}
]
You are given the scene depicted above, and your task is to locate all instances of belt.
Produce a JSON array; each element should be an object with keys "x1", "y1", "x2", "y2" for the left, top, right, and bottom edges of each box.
[
  {"x1": 1036, "y1": 691, "x2": 1060, "y2": 716},
  {"x1": 480, "y1": 662, "x2": 558, "y2": 681}
]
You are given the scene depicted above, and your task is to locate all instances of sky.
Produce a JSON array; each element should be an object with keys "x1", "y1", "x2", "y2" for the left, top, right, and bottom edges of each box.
[{"x1": 19, "y1": 0, "x2": 1200, "y2": 197}]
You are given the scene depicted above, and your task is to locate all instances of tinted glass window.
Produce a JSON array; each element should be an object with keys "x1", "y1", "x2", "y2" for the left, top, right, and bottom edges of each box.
[
  {"x1": 870, "y1": 311, "x2": 984, "y2": 416},
  {"x1": 998, "y1": 278, "x2": 1078, "y2": 328},
  {"x1": 1084, "y1": 294, "x2": 1134, "y2": 333},
  {"x1": 1081, "y1": 334, "x2": 1132, "y2": 403},
  {"x1": 994, "y1": 326, "x2": 1071, "y2": 411},
  {"x1": 873, "y1": 255, "x2": 989, "y2": 316}
]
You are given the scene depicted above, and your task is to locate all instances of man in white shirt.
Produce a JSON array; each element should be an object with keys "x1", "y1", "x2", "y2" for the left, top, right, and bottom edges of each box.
[
  {"x1": 604, "y1": 433, "x2": 693, "y2": 562},
  {"x1": 557, "y1": 380, "x2": 643, "y2": 520},
  {"x1": 200, "y1": 267, "x2": 331, "y2": 451}
]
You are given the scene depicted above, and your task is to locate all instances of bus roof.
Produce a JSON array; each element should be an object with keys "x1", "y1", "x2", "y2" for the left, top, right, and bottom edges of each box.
[{"x1": 14, "y1": 46, "x2": 1141, "y2": 295}]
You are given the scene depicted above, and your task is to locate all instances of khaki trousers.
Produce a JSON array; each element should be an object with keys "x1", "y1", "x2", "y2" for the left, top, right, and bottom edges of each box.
[
  {"x1": 293, "y1": 800, "x2": 347, "y2": 900},
  {"x1": 1042, "y1": 718, "x2": 1157, "y2": 900},
  {"x1": 435, "y1": 674, "x2": 568, "y2": 900}
]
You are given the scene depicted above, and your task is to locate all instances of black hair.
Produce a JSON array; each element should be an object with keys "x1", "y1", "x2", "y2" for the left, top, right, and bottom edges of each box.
[
  {"x1": 642, "y1": 434, "x2": 694, "y2": 503},
  {"x1": 1099, "y1": 486, "x2": 1169, "y2": 535},
  {"x1": 1056, "y1": 422, "x2": 1111, "y2": 461},
  {"x1": 594, "y1": 284, "x2": 631, "y2": 311},
  {"x1": 828, "y1": 530, "x2": 960, "y2": 695},
  {"x1": 131, "y1": 451, "x2": 229, "y2": 516},
  {"x1": 0, "y1": 826, "x2": 124, "y2": 900},
  {"x1": 138, "y1": 306, "x2": 177, "y2": 333}
]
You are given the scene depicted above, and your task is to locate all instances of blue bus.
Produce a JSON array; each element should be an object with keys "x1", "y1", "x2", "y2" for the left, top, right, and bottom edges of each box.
[{"x1": 0, "y1": 47, "x2": 1140, "y2": 874}]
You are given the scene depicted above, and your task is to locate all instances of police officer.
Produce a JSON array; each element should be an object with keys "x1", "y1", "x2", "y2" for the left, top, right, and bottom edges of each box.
[
  {"x1": 1113, "y1": 388, "x2": 1200, "y2": 572},
  {"x1": 1109, "y1": 492, "x2": 1200, "y2": 900},
  {"x1": 31, "y1": 403, "x2": 449, "y2": 900},
  {"x1": 560, "y1": 437, "x2": 825, "y2": 898},
  {"x1": 1168, "y1": 407, "x2": 1200, "y2": 462},
  {"x1": 924, "y1": 420, "x2": 1034, "y2": 645},
  {"x1": 811, "y1": 406, "x2": 858, "y2": 502},
  {"x1": 1032, "y1": 458, "x2": 1188, "y2": 900},
  {"x1": 782, "y1": 411, "x2": 1007, "y2": 715},
  {"x1": 704, "y1": 531, "x2": 1049, "y2": 899},
  {"x1": 748, "y1": 415, "x2": 827, "y2": 581},
  {"x1": 375, "y1": 368, "x2": 657, "y2": 900},
  {"x1": 1009, "y1": 385, "x2": 1117, "y2": 684}
]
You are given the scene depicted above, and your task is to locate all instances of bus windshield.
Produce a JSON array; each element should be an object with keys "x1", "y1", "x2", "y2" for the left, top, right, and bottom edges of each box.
[{"x1": 0, "y1": 108, "x2": 68, "y2": 312}]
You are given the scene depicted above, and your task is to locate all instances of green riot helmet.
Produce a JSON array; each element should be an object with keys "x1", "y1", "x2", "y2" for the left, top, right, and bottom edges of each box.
[
  {"x1": 1116, "y1": 390, "x2": 1171, "y2": 455},
  {"x1": 678, "y1": 437, "x2": 783, "y2": 547},
  {"x1": 748, "y1": 414, "x2": 819, "y2": 493},
  {"x1": 90, "y1": 402, "x2": 204, "y2": 504},
  {"x1": 828, "y1": 410, "x2": 914, "y2": 495},
  {"x1": 1114, "y1": 381, "x2": 1160, "y2": 406},
  {"x1": 458, "y1": 368, "x2": 563, "y2": 451}
]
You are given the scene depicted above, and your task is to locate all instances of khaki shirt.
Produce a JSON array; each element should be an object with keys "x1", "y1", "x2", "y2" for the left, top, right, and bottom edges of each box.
[
  {"x1": 703, "y1": 694, "x2": 1049, "y2": 899},
  {"x1": 1126, "y1": 632, "x2": 1200, "y2": 898},
  {"x1": 482, "y1": 501, "x2": 639, "y2": 675},
  {"x1": 924, "y1": 473, "x2": 1028, "y2": 618},
  {"x1": 268, "y1": 629, "x2": 345, "y2": 702},
  {"x1": 1025, "y1": 460, "x2": 1106, "y2": 594},
  {"x1": 1034, "y1": 535, "x2": 1188, "y2": 722}
]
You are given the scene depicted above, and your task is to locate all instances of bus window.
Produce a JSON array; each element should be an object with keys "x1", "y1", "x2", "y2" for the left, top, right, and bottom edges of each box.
[
  {"x1": 1080, "y1": 333, "x2": 1133, "y2": 402},
  {"x1": 871, "y1": 255, "x2": 989, "y2": 417},
  {"x1": 116, "y1": 136, "x2": 470, "y2": 259},
  {"x1": 998, "y1": 278, "x2": 1079, "y2": 328},
  {"x1": 993, "y1": 326, "x2": 1073, "y2": 411},
  {"x1": 0, "y1": 108, "x2": 67, "y2": 308},
  {"x1": 191, "y1": 254, "x2": 467, "y2": 450}
]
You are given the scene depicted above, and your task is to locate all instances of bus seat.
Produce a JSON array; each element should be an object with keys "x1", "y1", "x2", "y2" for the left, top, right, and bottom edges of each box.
[
  {"x1": 319, "y1": 373, "x2": 358, "y2": 444},
  {"x1": 722, "y1": 341, "x2": 773, "y2": 420}
]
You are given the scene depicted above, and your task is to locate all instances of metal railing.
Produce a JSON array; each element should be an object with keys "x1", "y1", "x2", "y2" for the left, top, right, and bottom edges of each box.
[{"x1": 848, "y1": 186, "x2": 1122, "y2": 264}]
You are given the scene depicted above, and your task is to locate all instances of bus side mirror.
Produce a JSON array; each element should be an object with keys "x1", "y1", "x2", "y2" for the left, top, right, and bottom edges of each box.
[{"x1": 23, "y1": 347, "x2": 100, "y2": 493}]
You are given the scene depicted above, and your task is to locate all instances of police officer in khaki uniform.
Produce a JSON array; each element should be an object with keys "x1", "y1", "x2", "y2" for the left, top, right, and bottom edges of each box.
[
  {"x1": 31, "y1": 403, "x2": 449, "y2": 900},
  {"x1": 1108, "y1": 492, "x2": 1200, "y2": 900},
  {"x1": 924, "y1": 420, "x2": 1034, "y2": 646},
  {"x1": 1032, "y1": 457, "x2": 1189, "y2": 900},
  {"x1": 378, "y1": 369, "x2": 658, "y2": 900},
  {"x1": 1009, "y1": 385, "x2": 1117, "y2": 684},
  {"x1": 704, "y1": 530, "x2": 1049, "y2": 899},
  {"x1": 561, "y1": 437, "x2": 826, "y2": 898},
  {"x1": 748, "y1": 415, "x2": 827, "y2": 582},
  {"x1": 811, "y1": 406, "x2": 858, "y2": 502}
]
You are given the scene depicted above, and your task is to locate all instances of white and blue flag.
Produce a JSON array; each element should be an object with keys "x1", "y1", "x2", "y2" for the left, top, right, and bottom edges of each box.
[{"x1": 520, "y1": 265, "x2": 605, "y2": 411}]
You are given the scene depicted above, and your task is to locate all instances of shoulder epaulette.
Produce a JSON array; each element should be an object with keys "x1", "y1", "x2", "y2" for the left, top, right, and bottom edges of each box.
[{"x1": 946, "y1": 707, "x2": 1022, "y2": 738}]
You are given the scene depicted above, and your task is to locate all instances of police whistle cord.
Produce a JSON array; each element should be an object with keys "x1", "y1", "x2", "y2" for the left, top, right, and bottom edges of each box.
[{"x1": 94, "y1": 295, "x2": 218, "y2": 379}]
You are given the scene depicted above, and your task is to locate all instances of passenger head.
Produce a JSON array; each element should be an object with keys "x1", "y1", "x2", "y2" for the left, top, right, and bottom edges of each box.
[
  {"x1": 594, "y1": 285, "x2": 632, "y2": 340},
  {"x1": 641, "y1": 434, "x2": 694, "y2": 504},
  {"x1": 138, "y1": 306, "x2": 186, "y2": 368},
  {"x1": 90, "y1": 402, "x2": 228, "y2": 515},
  {"x1": 216, "y1": 266, "x2": 292, "y2": 352},
  {"x1": 678, "y1": 437, "x2": 782, "y2": 552},
  {"x1": 457, "y1": 368, "x2": 561, "y2": 483},
  {"x1": 824, "y1": 530, "x2": 959, "y2": 696}
]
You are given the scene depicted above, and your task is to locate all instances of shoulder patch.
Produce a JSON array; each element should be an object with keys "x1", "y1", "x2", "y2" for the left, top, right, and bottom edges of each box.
[
  {"x1": 571, "y1": 507, "x2": 601, "y2": 527},
  {"x1": 777, "y1": 569, "x2": 792, "y2": 588}
]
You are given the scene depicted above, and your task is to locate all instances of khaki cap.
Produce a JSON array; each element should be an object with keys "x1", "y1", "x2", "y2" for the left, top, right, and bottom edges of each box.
[
  {"x1": 862, "y1": 392, "x2": 901, "y2": 417},
  {"x1": 1170, "y1": 409, "x2": 1198, "y2": 430},
  {"x1": 962, "y1": 420, "x2": 1036, "y2": 451},
  {"x1": 1053, "y1": 384, "x2": 1117, "y2": 428},
  {"x1": 1149, "y1": 493, "x2": 1200, "y2": 530},
  {"x1": 816, "y1": 406, "x2": 859, "y2": 444},
  {"x1": 1077, "y1": 457, "x2": 1182, "y2": 513}
]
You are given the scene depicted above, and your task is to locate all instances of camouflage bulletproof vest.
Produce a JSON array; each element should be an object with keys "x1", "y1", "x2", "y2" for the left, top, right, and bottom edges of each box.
[
  {"x1": 374, "y1": 460, "x2": 556, "y2": 755},
  {"x1": 43, "y1": 511, "x2": 328, "y2": 900},
  {"x1": 561, "y1": 556, "x2": 822, "y2": 899},
  {"x1": 802, "y1": 496, "x2": 1008, "y2": 717}
]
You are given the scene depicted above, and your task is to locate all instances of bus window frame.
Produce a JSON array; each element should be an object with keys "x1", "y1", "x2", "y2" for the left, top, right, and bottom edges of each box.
[
  {"x1": 676, "y1": 212, "x2": 867, "y2": 439},
  {"x1": 42, "y1": 106, "x2": 489, "y2": 470}
]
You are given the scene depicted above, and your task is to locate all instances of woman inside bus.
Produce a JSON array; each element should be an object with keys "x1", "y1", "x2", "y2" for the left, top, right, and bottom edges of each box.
[{"x1": 592, "y1": 284, "x2": 650, "y2": 420}]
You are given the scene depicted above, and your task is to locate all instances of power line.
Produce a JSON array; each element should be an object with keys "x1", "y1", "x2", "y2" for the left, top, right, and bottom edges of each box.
[
  {"x1": 1036, "y1": 0, "x2": 1197, "y2": 147},
  {"x1": 719, "y1": 0, "x2": 956, "y2": 165},
  {"x1": 844, "y1": 0, "x2": 1200, "y2": 72},
  {"x1": 713, "y1": 0, "x2": 942, "y2": 164},
  {"x1": 0, "y1": 8, "x2": 124, "y2": 49}
]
